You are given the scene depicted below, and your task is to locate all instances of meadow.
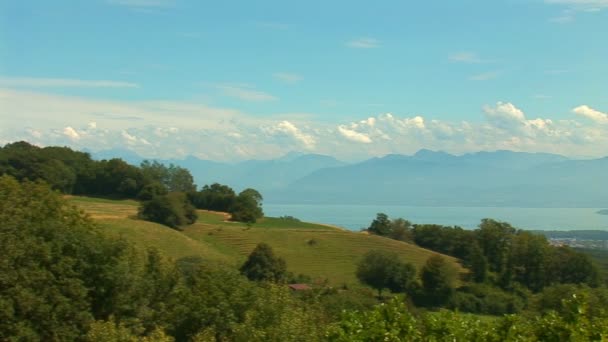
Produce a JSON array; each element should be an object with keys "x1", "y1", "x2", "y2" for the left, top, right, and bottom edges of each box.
[{"x1": 69, "y1": 196, "x2": 464, "y2": 286}]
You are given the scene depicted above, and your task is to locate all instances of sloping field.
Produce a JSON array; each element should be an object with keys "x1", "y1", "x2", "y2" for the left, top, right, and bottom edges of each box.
[
  {"x1": 70, "y1": 196, "x2": 464, "y2": 286},
  {"x1": 184, "y1": 212, "x2": 463, "y2": 285}
]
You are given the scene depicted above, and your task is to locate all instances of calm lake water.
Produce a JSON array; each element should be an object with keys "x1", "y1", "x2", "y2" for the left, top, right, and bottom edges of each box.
[{"x1": 265, "y1": 204, "x2": 608, "y2": 231}]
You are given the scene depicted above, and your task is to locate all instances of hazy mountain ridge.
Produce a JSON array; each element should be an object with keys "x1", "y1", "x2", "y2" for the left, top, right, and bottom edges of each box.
[
  {"x1": 91, "y1": 149, "x2": 607, "y2": 207},
  {"x1": 91, "y1": 149, "x2": 347, "y2": 192},
  {"x1": 273, "y1": 150, "x2": 605, "y2": 207}
]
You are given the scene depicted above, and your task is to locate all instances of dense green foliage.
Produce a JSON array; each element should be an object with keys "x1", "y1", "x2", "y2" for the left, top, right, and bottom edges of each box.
[
  {"x1": 0, "y1": 176, "x2": 325, "y2": 341},
  {"x1": 367, "y1": 213, "x2": 413, "y2": 242},
  {"x1": 0, "y1": 142, "x2": 264, "y2": 226},
  {"x1": 356, "y1": 250, "x2": 417, "y2": 297},
  {"x1": 327, "y1": 294, "x2": 608, "y2": 341},
  {"x1": 367, "y1": 213, "x2": 601, "y2": 292},
  {"x1": 0, "y1": 175, "x2": 133, "y2": 340},
  {"x1": 229, "y1": 188, "x2": 264, "y2": 223},
  {"x1": 419, "y1": 255, "x2": 457, "y2": 306},
  {"x1": 188, "y1": 183, "x2": 236, "y2": 212},
  {"x1": 138, "y1": 192, "x2": 198, "y2": 229},
  {"x1": 189, "y1": 184, "x2": 265, "y2": 223},
  {"x1": 240, "y1": 243, "x2": 287, "y2": 283},
  {"x1": 0, "y1": 141, "x2": 196, "y2": 199}
]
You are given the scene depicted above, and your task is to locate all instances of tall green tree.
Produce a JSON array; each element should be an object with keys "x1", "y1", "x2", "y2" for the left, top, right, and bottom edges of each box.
[
  {"x1": 140, "y1": 160, "x2": 196, "y2": 193},
  {"x1": 421, "y1": 255, "x2": 457, "y2": 306},
  {"x1": 240, "y1": 243, "x2": 287, "y2": 283},
  {"x1": 476, "y1": 219, "x2": 516, "y2": 274},
  {"x1": 230, "y1": 188, "x2": 264, "y2": 223},
  {"x1": 367, "y1": 213, "x2": 392, "y2": 236}
]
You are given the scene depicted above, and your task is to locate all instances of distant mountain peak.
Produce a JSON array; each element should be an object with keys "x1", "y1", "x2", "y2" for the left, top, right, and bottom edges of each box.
[
  {"x1": 413, "y1": 149, "x2": 455, "y2": 162},
  {"x1": 278, "y1": 151, "x2": 306, "y2": 162}
]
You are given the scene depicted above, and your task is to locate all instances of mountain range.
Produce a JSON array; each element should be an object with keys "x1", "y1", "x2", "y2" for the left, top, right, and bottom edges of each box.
[{"x1": 91, "y1": 149, "x2": 607, "y2": 207}]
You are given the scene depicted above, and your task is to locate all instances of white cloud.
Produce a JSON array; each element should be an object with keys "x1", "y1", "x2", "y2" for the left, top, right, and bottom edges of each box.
[
  {"x1": 338, "y1": 126, "x2": 373, "y2": 143},
  {"x1": 121, "y1": 130, "x2": 137, "y2": 143},
  {"x1": 573, "y1": 105, "x2": 608, "y2": 123},
  {"x1": 268, "y1": 120, "x2": 316, "y2": 149},
  {"x1": 360, "y1": 117, "x2": 376, "y2": 127},
  {"x1": 2, "y1": 88, "x2": 608, "y2": 160},
  {"x1": 215, "y1": 84, "x2": 277, "y2": 102},
  {"x1": 346, "y1": 37, "x2": 380, "y2": 49},
  {"x1": 484, "y1": 102, "x2": 526, "y2": 124},
  {"x1": 469, "y1": 71, "x2": 500, "y2": 81},
  {"x1": 63, "y1": 126, "x2": 81, "y2": 141},
  {"x1": 273, "y1": 72, "x2": 302, "y2": 84},
  {"x1": 27, "y1": 129, "x2": 42, "y2": 139},
  {"x1": 449, "y1": 52, "x2": 483, "y2": 63},
  {"x1": 0, "y1": 77, "x2": 139, "y2": 88}
]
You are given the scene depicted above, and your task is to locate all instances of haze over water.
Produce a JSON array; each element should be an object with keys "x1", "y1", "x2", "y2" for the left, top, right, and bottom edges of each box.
[{"x1": 265, "y1": 204, "x2": 608, "y2": 231}]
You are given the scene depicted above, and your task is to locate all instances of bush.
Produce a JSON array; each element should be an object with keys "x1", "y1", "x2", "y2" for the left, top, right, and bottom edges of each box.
[
  {"x1": 138, "y1": 192, "x2": 197, "y2": 229},
  {"x1": 356, "y1": 250, "x2": 417, "y2": 297},
  {"x1": 448, "y1": 284, "x2": 527, "y2": 315},
  {"x1": 230, "y1": 188, "x2": 264, "y2": 223},
  {"x1": 240, "y1": 243, "x2": 287, "y2": 283}
]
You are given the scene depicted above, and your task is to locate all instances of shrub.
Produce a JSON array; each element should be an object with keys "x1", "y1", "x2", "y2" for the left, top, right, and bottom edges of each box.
[{"x1": 138, "y1": 192, "x2": 197, "y2": 229}]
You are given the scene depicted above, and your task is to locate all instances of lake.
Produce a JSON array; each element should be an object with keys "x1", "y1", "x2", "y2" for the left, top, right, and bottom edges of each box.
[{"x1": 265, "y1": 204, "x2": 608, "y2": 231}]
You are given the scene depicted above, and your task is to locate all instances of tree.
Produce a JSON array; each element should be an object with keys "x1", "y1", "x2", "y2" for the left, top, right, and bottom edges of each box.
[
  {"x1": 230, "y1": 188, "x2": 264, "y2": 223},
  {"x1": 189, "y1": 183, "x2": 236, "y2": 212},
  {"x1": 476, "y1": 219, "x2": 516, "y2": 274},
  {"x1": 138, "y1": 192, "x2": 197, "y2": 229},
  {"x1": 0, "y1": 175, "x2": 134, "y2": 340},
  {"x1": 137, "y1": 181, "x2": 168, "y2": 201},
  {"x1": 390, "y1": 218, "x2": 413, "y2": 242},
  {"x1": 421, "y1": 255, "x2": 457, "y2": 306},
  {"x1": 356, "y1": 250, "x2": 417, "y2": 297},
  {"x1": 465, "y1": 243, "x2": 488, "y2": 283},
  {"x1": 367, "y1": 213, "x2": 392, "y2": 236},
  {"x1": 546, "y1": 246, "x2": 600, "y2": 287},
  {"x1": 140, "y1": 160, "x2": 196, "y2": 193},
  {"x1": 240, "y1": 243, "x2": 287, "y2": 283}
]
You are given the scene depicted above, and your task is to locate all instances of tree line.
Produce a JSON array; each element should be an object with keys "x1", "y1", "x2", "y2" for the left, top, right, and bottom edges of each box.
[
  {"x1": 0, "y1": 141, "x2": 263, "y2": 227},
  {"x1": 363, "y1": 213, "x2": 603, "y2": 314}
]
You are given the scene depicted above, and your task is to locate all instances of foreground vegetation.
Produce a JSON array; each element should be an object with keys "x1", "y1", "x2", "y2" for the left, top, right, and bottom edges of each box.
[{"x1": 1, "y1": 141, "x2": 607, "y2": 340}]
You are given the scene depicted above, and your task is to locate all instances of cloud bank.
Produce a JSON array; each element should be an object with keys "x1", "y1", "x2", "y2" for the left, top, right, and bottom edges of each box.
[{"x1": 0, "y1": 88, "x2": 606, "y2": 161}]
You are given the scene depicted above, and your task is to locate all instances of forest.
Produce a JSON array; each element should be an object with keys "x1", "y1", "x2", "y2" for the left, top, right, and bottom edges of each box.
[{"x1": 1, "y1": 141, "x2": 607, "y2": 341}]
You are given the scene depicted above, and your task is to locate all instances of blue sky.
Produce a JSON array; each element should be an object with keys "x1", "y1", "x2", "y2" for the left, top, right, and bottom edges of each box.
[{"x1": 0, "y1": 0, "x2": 607, "y2": 160}]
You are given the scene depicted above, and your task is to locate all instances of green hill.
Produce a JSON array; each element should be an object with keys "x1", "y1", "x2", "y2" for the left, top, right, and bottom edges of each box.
[{"x1": 69, "y1": 196, "x2": 465, "y2": 286}]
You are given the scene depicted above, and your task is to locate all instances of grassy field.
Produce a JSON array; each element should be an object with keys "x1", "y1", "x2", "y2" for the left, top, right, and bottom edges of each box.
[{"x1": 69, "y1": 196, "x2": 465, "y2": 286}]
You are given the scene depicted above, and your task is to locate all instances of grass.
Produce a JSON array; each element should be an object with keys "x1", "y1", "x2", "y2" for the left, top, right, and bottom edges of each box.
[{"x1": 70, "y1": 196, "x2": 465, "y2": 286}]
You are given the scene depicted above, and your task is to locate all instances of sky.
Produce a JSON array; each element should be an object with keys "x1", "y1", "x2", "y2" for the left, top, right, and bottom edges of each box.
[{"x1": 0, "y1": 0, "x2": 607, "y2": 161}]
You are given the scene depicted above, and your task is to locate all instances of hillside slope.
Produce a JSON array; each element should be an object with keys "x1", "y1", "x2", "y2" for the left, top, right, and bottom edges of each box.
[{"x1": 70, "y1": 196, "x2": 465, "y2": 286}]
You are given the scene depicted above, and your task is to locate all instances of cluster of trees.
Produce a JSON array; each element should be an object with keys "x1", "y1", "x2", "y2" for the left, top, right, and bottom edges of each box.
[
  {"x1": 364, "y1": 213, "x2": 603, "y2": 314},
  {"x1": 0, "y1": 142, "x2": 264, "y2": 228},
  {"x1": 367, "y1": 213, "x2": 600, "y2": 290},
  {"x1": 0, "y1": 141, "x2": 197, "y2": 200},
  {"x1": 189, "y1": 183, "x2": 264, "y2": 224},
  {"x1": 0, "y1": 176, "x2": 323, "y2": 341},
  {"x1": 356, "y1": 251, "x2": 457, "y2": 306}
]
